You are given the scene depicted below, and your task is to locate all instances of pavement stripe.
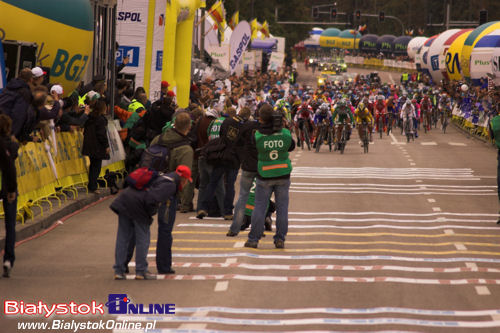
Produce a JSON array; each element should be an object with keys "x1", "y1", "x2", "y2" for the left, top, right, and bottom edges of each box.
[
  {"x1": 178, "y1": 223, "x2": 500, "y2": 230},
  {"x1": 124, "y1": 330, "x2": 412, "y2": 333},
  {"x1": 290, "y1": 190, "x2": 495, "y2": 196},
  {"x1": 290, "y1": 186, "x2": 495, "y2": 192},
  {"x1": 116, "y1": 315, "x2": 500, "y2": 328},
  {"x1": 161, "y1": 239, "x2": 500, "y2": 248},
  {"x1": 124, "y1": 273, "x2": 500, "y2": 285},
  {"x1": 173, "y1": 306, "x2": 500, "y2": 316},
  {"x1": 287, "y1": 212, "x2": 498, "y2": 217},
  {"x1": 170, "y1": 247, "x2": 500, "y2": 256},
  {"x1": 188, "y1": 217, "x2": 496, "y2": 223},
  {"x1": 290, "y1": 183, "x2": 496, "y2": 188},
  {"x1": 292, "y1": 176, "x2": 481, "y2": 180},
  {"x1": 449, "y1": 142, "x2": 467, "y2": 146},
  {"x1": 167, "y1": 253, "x2": 500, "y2": 263},
  {"x1": 173, "y1": 231, "x2": 500, "y2": 238},
  {"x1": 163, "y1": 262, "x2": 500, "y2": 273}
]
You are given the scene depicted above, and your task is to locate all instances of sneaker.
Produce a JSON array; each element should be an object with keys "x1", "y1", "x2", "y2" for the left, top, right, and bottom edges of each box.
[
  {"x1": 264, "y1": 217, "x2": 272, "y2": 231},
  {"x1": 196, "y1": 210, "x2": 207, "y2": 219},
  {"x1": 240, "y1": 221, "x2": 250, "y2": 231},
  {"x1": 274, "y1": 239, "x2": 285, "y2": 249},
  {"x1": 180, "y1": 208, "x2": 189, "y2": 213},
  {"x1": 114, "y1": 273, "x2": 126, "y2": 280},
  {"x1": 3, "y1": 261, "x2": 12, "y2": 278},
  {"x1": 244, "y1": 241, "x2": 258, "y2": 248},
  {"x1": 224, "y1": 214, "x2": 233, "y2": 220},
  {"x1": 226, "y1": 230, "x2": 238, "y2": 237},
  {"x1": 135, "y1": 271, "x2": 157, "y2": 280}
]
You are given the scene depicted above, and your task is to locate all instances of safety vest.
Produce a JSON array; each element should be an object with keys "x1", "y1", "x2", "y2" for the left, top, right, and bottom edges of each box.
[
  {"x1": 78, "y1": 93, "x2": 87, "y2": 106},
  {"x1": 207, "y1": 116, "x2": 226, "y2": 140},
  {"x1": 417, "y1": 73, "x2": 421, "y2": 81},
  {"x1": 402, "y1": 73, "x2": 409, "y2": 82},
  {"x1": 128, "y1": 99, "x2": 145, "y2": 113},
  {"x1": 490, "y1": 115, "x2": 500, "y2": 149},
  {"x1": 255, "y1": 128, "x2": 292, "y2": 178}
]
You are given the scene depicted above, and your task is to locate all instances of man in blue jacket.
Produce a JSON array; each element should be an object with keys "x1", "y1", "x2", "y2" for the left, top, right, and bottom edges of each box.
[{"x1": 110, "y1": 165, "x2": 192, "y2": 280}]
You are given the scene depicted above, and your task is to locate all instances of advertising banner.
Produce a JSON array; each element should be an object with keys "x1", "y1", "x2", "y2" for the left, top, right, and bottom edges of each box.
[
  {"x1": 0, "y1": 42, "x2": 5, "y2": 92},
  {"x1": 149, "y1": 0, "x2": 166, "y2": 101},
  {"x1": 102, "y1": 121, "x2": 127, "y2": 167},
  {"x1": 268, "y1": 52, "x2": 285, "y2": 72},
  {"x1": 243, "y1": 51, "x2": 256, "y2": 72},
  {"x1": 491, "y1": 48, "x2": 500, "y2": 86},
  {"x1": 116, "y1": 0, "x2": 149, "y2": 92},
  {"x1": 206, "y1": 45, "x2": 230, "y2": 71},
  {"x1": 470, "y1": 50, "x2": 493, "y2": 81},
  {"x1": 229, "y1": 21, "x2": 251, "y2": 74}
]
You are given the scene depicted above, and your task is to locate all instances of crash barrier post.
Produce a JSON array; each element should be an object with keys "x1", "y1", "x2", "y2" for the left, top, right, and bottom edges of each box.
[{"x1": 0, "y1": 125, "x2": 126, "y2": 224}]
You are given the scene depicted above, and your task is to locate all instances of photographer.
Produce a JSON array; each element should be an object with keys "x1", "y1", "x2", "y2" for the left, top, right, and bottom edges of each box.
[{"x1": 244, "y1": 104, "x2": 295, "y2": 249}]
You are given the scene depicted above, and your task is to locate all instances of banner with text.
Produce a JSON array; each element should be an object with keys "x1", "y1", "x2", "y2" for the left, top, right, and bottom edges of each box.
[{"x1": 229, "y1": 21, "x2": 251, "y2": 74}]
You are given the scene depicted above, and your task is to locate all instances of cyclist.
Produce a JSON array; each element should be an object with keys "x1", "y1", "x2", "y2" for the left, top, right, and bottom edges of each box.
[
  {"x1": 374, "y1": 95, "x2": 387, "y2": 133},
  {"x1": 354, "y1": 102, "x2": 374, "y2": 145},
  {"x1": 400, "y1": 100, "x2": 416, "y2": 137},
  {"x1": 411, "y1": 98, "x2": 420, "y2": 138},
  {"x1": 438, "y1": 92, "x2": 452, "y2": 128},
  {"x1": 313, "y1": 103, "x2": 333, "y2": 147},
  {"x1": 294, "y1": 101, "x2": 314, "y2": 147},
  {"x1": 274, "y1": 99, "x2": 292, "y2": 125},
  {"x1": 420, "y1": 94, "x2": 433, "y2": 132},
  {"x1": 332, "y1": 99, "x2": 354, "y2": 149},
  {"x1": 386, "y1": 96, "x2": 397, "y2": 133}
]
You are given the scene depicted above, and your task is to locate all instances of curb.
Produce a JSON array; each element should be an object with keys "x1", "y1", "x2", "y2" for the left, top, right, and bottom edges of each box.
[{"x1": 0, "y1": 191, "x2": 111, "y2": 251}]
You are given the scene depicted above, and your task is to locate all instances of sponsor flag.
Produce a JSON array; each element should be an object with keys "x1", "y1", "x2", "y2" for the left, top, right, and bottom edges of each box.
[
  {"x1": 208, "y1": 1, "x2": 225, "y2": 28},
  {"x1": 251, "y1": 19, "x2": 261, "y2": 40},
  {"x1": 260, "y1": 20, "x2": 270, "y2": 39},
  {"x1": 229, "y1": 11, "x2": 239, "y2": 30}
]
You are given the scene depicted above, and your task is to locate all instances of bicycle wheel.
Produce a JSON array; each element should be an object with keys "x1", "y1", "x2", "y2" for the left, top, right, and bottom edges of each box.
[
  {"x1": 424, "y1": 116, "x2": 427, "y2": 133},
  {"x1": 315, "y1": 127, "x2": 324, "y2": 153},
  {"x1": 378, "y1": 117, "x2": 383, "y2": 139},
  {"x1": 328, "y1": 128, "x2": 333, "y2": 152},
  {"x1": 300, "y1": 129, "x2": 305, "y2": 150},
  {"x1": 304, "y1": 125, "x2": 311, "y2": 150},
  {"x1": 340, "y1": 129, "x2": 346, "y2": 154}
]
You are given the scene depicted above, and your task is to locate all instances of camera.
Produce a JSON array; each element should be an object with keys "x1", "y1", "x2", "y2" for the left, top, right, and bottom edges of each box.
[{"x1": 272, "y1": 111, "x2": 283, "y2": 132}]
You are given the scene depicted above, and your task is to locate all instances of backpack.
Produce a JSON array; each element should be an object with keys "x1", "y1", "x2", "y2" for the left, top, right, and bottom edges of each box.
[
  {"x1": 139, "y1": 140, "x2": 189, "y2": 172},
  {"x1": 126, "y1": 167, "x2": 158, "y2": 190}
]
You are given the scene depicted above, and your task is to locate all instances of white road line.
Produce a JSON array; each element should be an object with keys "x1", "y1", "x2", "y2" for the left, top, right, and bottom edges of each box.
[
  {"x1": 179, "y1": 223, "x2": 500, "y2": 230},
  {"x1": 410, "y1": 163, "x2": 416, "y2": 166},
  {"x1": 466, "y1": 263, "x2": 478, "y2": 270},
  {"x1": 388, "y1": 73, "x2": 395, "y2": 84},
  {"x1": 476, "y1": 286, "x2": 491, "y2": 296},
  {"x1": 214, "y1": 281, "x2": 229, "y2": 292},
  {"x1": 225, "y1": 258, "x2": 237, "y2": 264},
  {"x1": 416, "y1": 180, "x2": 423, "y2": 183},
  {"x1": 177, "y1": 324, "x2": 208, "y2": 329},
  {"x1": 199, "y1": 211, "x2": 498, "y2": 217},
  {"x1": 291, "y1": 183, "x2": 496, "y2": 189},
  {"x1": 444, "y1": 229, "x2": 455, "y2": 235},
  {"x1": 428, "y1": 198, "x2": 436, "y2": 203},
  {"x1": 290, "y1": 190, "x2": 494, "y2": 196},
  {"x1": 234, "y1": 241, "x2": 245, "y2": 248},
  {"x1": 421, "y1": 142, "x2": 438, "y2": 145},
  {"x1": 449, "y1": 142, "x2": 467, "y2": 146},
  {"x1": 433, "y1": 207, "x2": 442, "y2": 212},
  {"x1": 455, "y1": 243, "x2": 467, "y2": 251}
]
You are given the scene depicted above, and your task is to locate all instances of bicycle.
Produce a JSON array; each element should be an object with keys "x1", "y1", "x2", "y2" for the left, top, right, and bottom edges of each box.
[
  {"x1": 404, "y1": 117, "x2": 414, "y2": 142},
  {"x1": 361, "y1": 122, "x2": 370, "y2": 153},
  {"x1": 299, "y1": 120, "x2": 311, "y2": 150},
  {"x1": 378, "y1": 114, "x2": 385, "y2": 139},
  {"x1": 337, "y1": 122, "x2": 348, "y2": 154},
  {"x1": 386, "y1": 113, "x2": 394, "y2": 136},
  {"x1": 442, "y1": 110, "x2": 449, "y2": 134}
]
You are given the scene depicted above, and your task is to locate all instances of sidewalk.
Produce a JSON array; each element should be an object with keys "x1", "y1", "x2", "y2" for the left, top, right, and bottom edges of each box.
[{"x1": 0, "y1": 189, "x2": 111, "y2": 251}]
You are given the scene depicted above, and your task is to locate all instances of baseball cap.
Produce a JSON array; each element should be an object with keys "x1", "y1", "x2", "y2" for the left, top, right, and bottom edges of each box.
[
  {"x1": 176, "y1": 165, "x2": 193, "y2": 182},
  {"x1": 167, "y1": 90, "x2": 176, "y2": 97},
  {"x1": 50, "y1": 84, "x2": 64, "y2": 95},
  {"x1": 161, "y1": 81, "x2": 169, "y2": 88},
  {"x1": 87, "y1": 90, "x2": 101, "y2": 101},
  {"x1": 32, "y1": 67, "x2": 46, "y2": 78}
]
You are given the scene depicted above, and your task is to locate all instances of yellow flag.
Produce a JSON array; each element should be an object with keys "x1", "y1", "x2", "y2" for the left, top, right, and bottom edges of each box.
[
  {"x1": 251, "y1": 19, "x2": 261, "y2": 40},
  {"x1": 229, "y1": 11, "x2": 239, "y2": 30},
  {"x1": 260, "y1": 20, "x2": 270, "y2": 39}
]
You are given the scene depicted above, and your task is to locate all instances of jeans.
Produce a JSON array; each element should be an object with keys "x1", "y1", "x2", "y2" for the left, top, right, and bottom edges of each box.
[
  {"x1": 114, "y1": 214, "x2": 150, "y2": 274},
  {"x1": 3, "y1": 194, "x2": 17, "y2": 267},
  {"x1": 248, "y1": 177, "x2": 291, "y2": 243},
  {"x1": 156, "y1": 197, "x2": 177, "y2": 273},
  {"x1": 201, "y1": 166, "x2": 238, "y2": 216},
  {"x1": 197, "y1": 158, "x2": 224, "y2": 213},
  {"x1": 229, "y1": 170, "x2": 257, "y2": 234},
  {"x1": 497, "y1": 149, "x2": 500, "y2": 201},
  {"x1": 88, "y1": 157, "x2": 102, "y2": 192},
  {"x1": 181, "y1": 158, "x2": 199, "y2": 211}
]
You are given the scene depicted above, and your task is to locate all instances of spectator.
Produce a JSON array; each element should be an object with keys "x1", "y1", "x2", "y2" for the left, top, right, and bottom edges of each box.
[
  {"x1": 149, "y1": 111, "x2": 193, "y2": 274},
  {"x1": 0, "y1": 115, "x2": 19, "y2": 278},
  {"x1": 111, "y1": 165, "x2": 193, "y2": 280},
  {"x1": 82, "y1": 99, "x2": 110, "y2": 194},
  {"x1": 57, "y1": 95, "x2": 90, "y2": 132},
  {"x1": 245, "y1": 104, "x2": 295, "y2": 249},
  {"x1": 0, "y1": 68, "x2": 34, "y2": 142},
  {"x1": 30, "y1": 67, "x2": 46, "y2": 90}
]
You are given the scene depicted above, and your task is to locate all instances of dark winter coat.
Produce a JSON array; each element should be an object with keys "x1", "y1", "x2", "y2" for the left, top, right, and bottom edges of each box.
[
  {"x1": 110, "y1": 172, "x2": 180, "y2": 224},
  {"x1": 237, "y1": 120, "x2": 260, "y2": 172},
  {"x1": 0, "y1": 135, "x2": 18, "y2": 196},
  {"x1": 150, "y1": 128, "x2": 193, "y2": 172},
  {"x1": 82, "y1": 114, "x2": 109, "y2": 160},
  {"x1": 218, "y1": 115, "x2": 245, "y2": 169},
  {"x1": 0, "y1": 78, "x2": 33, "y2": 141}
]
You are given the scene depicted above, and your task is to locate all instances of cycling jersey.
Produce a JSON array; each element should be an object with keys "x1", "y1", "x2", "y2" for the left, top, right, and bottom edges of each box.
[
  {"x1": 314, "y1": 109, "x2": 333, "y2": 126},
  {"x1": 332, "y1": 106, "x2": 354, "y2": 124},
  {"x1": 354, "y1": 107, "x2": 374, "y2": 124}
]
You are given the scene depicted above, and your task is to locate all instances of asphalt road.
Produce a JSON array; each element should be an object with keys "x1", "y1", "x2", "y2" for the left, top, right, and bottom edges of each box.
[{"x1": 1, "y1": 64, "x2": 499, "y2": 333}]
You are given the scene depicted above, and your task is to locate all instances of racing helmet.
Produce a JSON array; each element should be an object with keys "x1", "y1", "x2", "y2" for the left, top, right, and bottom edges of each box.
[{"x1": 358, "y1": 102, "x2": 365, "y2": 110}]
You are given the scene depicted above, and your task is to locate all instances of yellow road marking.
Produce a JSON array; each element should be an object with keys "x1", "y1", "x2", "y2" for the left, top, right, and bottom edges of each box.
[
  {"x1": 170, "y1": 231, "x2": 500, "y2": 238},
  {"x1": 167, "y1": 247, "x2": 500, "y2": 255}
]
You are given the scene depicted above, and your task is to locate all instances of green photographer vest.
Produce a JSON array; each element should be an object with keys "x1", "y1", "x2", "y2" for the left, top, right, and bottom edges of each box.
[
  {"x1": 207, "y1": 116, "x2": 225, "y2": 140},
  {"x1": 255, "y1": 128, "x2": 292, "y2": 178}
]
